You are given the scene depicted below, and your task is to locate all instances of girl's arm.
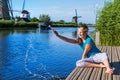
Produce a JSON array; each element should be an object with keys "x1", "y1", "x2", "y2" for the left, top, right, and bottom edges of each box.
[
  {"x1": 82, "y1": 44, "x2": 92, "y2": 59},
  {"x1": 53, "y1": 29, "x2": 78, "y2": 44}
]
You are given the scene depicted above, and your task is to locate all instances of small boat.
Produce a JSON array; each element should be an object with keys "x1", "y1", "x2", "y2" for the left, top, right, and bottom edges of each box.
[{"x1": 38, "y1": 22, "x2": 51, "y2": 31}]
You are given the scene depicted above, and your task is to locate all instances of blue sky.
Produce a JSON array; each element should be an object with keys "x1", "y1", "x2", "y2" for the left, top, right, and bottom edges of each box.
[{"x1": 12, "y1": 0, "x2": 106, "y2": 24}]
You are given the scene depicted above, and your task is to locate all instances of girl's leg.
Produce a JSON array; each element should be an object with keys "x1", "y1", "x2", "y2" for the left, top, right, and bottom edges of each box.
[
  {"x1": 76, "y1": 58, "x2": 105, "y2": 68},
  {"x1": 102, "y1": 60, "x2": 114, "y2": 74},
  {"x1": 92, "y1": 53, "x2": 114, "y2": 74},
  {"x1": 85, "y1": 62, "x2": 105, "y2": 68}
]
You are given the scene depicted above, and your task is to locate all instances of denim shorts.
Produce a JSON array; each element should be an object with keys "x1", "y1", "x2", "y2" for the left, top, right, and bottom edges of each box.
[{"x1": 76, "y1": 53, "x2": 108, "y2": 67}]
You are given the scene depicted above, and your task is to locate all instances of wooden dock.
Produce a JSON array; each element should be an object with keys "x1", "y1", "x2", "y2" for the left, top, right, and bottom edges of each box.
[{"x1": 66, "y1": 46, "x2": 120, "y2": 80}]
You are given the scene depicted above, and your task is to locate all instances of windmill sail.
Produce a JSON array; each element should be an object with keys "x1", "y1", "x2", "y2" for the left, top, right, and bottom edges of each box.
[{"x1": 72, "y1": 9, "x2": 81, "y2": 24}]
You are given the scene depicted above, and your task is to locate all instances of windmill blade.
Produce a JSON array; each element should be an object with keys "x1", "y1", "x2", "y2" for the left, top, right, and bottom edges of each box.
[
  {"x1": 8, "y1": 0, "x2": 14, "y2": 19},
  {"x1": 75, "y1": 9, "x2": 78, "y2": 17},
  {"x1": 22, "y1": 0, "x2": 26, "y2": 11}
]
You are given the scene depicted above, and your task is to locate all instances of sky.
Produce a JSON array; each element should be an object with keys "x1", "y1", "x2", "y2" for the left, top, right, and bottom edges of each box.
[{"x1": 11, "y1": 0, "x2": 106, "y2": 24}]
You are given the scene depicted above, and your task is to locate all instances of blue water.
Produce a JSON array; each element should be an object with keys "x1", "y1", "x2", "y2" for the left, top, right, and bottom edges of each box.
[{"x1": 0, "y1": 27, "x2": 95, "y2": 80}]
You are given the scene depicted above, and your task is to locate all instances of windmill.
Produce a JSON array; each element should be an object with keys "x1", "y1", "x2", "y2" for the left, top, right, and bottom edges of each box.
[
  {"x1": 0, "y1": 0, "x2": 14, "y2": 19},
  {"x1": 72, "y1": 9, "x2": 82, "y2": 25}
]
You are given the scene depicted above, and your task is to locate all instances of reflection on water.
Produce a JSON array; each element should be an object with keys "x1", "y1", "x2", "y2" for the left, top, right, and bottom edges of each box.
[
  {"x1": 72, "y1": 31, "x2": 77, "y2": 38},
  {"x1": 0, "y1": 27, "x2": 95, "y2": 80}
]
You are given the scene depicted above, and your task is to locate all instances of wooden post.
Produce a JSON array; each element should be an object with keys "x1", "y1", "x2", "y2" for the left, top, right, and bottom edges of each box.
[{"x1": 95, "y1": 31, "x2": 100, "y2": 45}]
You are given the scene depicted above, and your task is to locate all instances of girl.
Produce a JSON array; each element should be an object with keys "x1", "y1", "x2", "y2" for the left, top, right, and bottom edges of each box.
[{"x1": 52, "y1": 24, "x2": 114, "y2": 74}]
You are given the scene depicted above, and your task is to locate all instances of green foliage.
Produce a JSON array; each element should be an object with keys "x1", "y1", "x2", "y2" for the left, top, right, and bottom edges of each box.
[
  {"x1": 14, "y1": 22, "x2": 39, "y2": 28},
  {"x1": 0, "y1": 20, "x2": 94, "y2": 29},
  {"x1": 0, "y1": 20, "x2": 39, "y2": 28},
  {"x1": 51, "y1": 21, "x2": 77, "y2": 27},
  {"x1": 30, "y1": 17, "x2": 39, "y2": 22},
  {"x1": 52, "y1": 23, "x2": 77, "y2": 27},
  {"x1": 15, "y1": 16, "x2": 20, "y2": 20},
  {"x1": 39, "y1": 14, "x2": 51, "y2": 23},
  {"x1": 57, "y1": 20, "x2": 65, "y2": 24},
  {"x1": 0, "y1": 20, "x2": 14, "y2": 28},
  {"x1": 96, "y1": 0, "x2": 120, "y2": 46}
]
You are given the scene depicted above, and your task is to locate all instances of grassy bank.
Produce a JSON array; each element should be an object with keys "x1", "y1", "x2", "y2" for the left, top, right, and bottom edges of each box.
[
  {"x1": 52, "y1": 24, "x2": 77, "y2": 27},
  {"x1": 0, "y1": 20, "x2": 39, "y2": 29},
  {"x1": 0, "y1": 20, "x2": 79, "y2": 29},
  {"x1": 0, "y1": 20, "x2": 96, "y2": 29}
]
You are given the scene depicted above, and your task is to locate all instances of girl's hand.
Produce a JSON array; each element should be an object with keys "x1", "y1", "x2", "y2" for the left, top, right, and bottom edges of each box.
[
  {"x1": 82, "y1": 55, "x2": 86, "y2": 60},
  {"x1": 52, "y1": 29, "x2": 59, "y2": 36}
]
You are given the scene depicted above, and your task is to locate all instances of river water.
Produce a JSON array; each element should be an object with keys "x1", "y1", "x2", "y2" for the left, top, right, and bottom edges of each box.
[{"x1": 0, "y1": 27, "x2": 95, "y2": 80}]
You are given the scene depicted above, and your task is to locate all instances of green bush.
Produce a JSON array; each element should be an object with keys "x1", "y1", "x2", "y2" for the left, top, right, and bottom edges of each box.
[
  {"x1": 96, "y1": 0, "x2": 120, "y2": 46},
  {"x1": 0, "y1": 20, "x2": 14, "y2": 28},
  {"x1": 14, "y1": 22, "x2": 39, "y2": 28},
  {"x1": 0, "y1": 20, "x2": 39, "y2": 28},
  {"x1": 52, "y1": 23, "x2": 77, "y2": 27}
]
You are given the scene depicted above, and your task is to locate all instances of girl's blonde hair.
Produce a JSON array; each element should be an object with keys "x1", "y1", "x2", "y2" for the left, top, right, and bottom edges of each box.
[
  {"x1": 78, "y1": 24, "x2": 88, "y2": 32},
  {"x1": 77, "y1": 24, "x2": 88, "y2": 44}
]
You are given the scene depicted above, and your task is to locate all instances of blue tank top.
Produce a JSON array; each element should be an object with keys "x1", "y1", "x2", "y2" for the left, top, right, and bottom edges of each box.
[{"x1": 79, "y1": 36, "x2": 101, "y2": 58}]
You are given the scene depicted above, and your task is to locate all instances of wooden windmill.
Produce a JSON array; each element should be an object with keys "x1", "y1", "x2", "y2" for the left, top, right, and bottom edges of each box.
[{"x1": 72, "y1": 9, "x2": 82, "y2": 24}]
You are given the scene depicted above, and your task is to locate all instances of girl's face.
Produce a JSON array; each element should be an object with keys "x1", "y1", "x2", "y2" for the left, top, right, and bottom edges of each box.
[{"x1": 78, "y1": 27, "x2": 88, "y2": 39}]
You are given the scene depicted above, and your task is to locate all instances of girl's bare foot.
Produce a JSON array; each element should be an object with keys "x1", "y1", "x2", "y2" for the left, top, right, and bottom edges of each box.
[{"x1": 105, "y1": 68, "x2": 114, "y2": 74}]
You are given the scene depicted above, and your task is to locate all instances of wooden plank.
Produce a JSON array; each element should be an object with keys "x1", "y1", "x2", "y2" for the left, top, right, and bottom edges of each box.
[
  {"x1": 106, "y1": 46, "x2": 112, "y2": 80},
  {"x1": 72, "y1": 68, "x2": 84, "y2": 80},
  {"x1": 101, "y1": 46, "x2": 108, "y2": 80},
  {"x1": 116, "y1": 47, "x2": 120, "y2": 61},
  {"x1": 112, "y1": 47, "x2": 118, "y2": 80},
  {"x1": 117, "y1": 47, "x2": 120, "y2": 80},
  {"x1": 83, "y1": 68, "x2": 93, "y2": 80},
  {"x1": 112, "y1": 47, "x2": 120, "y2": 80},
  {"x1": 96, "y1": 68, "x2": 103, "y2": 80},
  {"x1": 77, "y1": 68, "x2": 89, "y2": 80},
  {"x1": 95, "y1": 32, "x2": 100, "y2": 45},
  {"x1": 81, "y1": 68, "x2": 93, "y2": 80},
  {"x1": 66, "y1": 67, "x2": 80, "y2": 80},
  {"x1": 116, "y1": 47, "x2": 120, "y2": 80},
  {"x1": 89, "y1": 68, "x2": 100, "y2": 80},
  {"x1": 94, "y1": 46, "x2": 104, "y2": 80}
]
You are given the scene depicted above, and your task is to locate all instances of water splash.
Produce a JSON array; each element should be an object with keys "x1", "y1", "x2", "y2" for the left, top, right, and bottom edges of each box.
[
  {"x1": 24, "y1": 36, "x2": 33, "y2": 75},
  {"x1": 24, "y1": 33, "x2": 60, "y2": 80}
]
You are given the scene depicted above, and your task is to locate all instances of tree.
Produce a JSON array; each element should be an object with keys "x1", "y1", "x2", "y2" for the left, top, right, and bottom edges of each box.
[
  {"x1": 39, "y1": 14, "x2": 51, "y2": 23},
  {"x1": 96, "y1": 0, "x2": 120, "y2": 46},
  {"x1": 30, "y1": 17, "x2": 39, "y2": 22},
  {"x1": 58, "y1": 20, "x2": 65, "y2": 24}
]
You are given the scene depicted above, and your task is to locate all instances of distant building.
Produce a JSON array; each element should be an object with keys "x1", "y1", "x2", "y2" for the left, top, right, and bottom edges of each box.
[
  {"x1": 72, "y1": 16, "x2": 77, "y2": 24},
  {"x1": 0, "y1": 0, "x2": 11, "y2": 19},
  {"x1": 19, "y1": 10, "x2": 30, "y2": 22}
]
